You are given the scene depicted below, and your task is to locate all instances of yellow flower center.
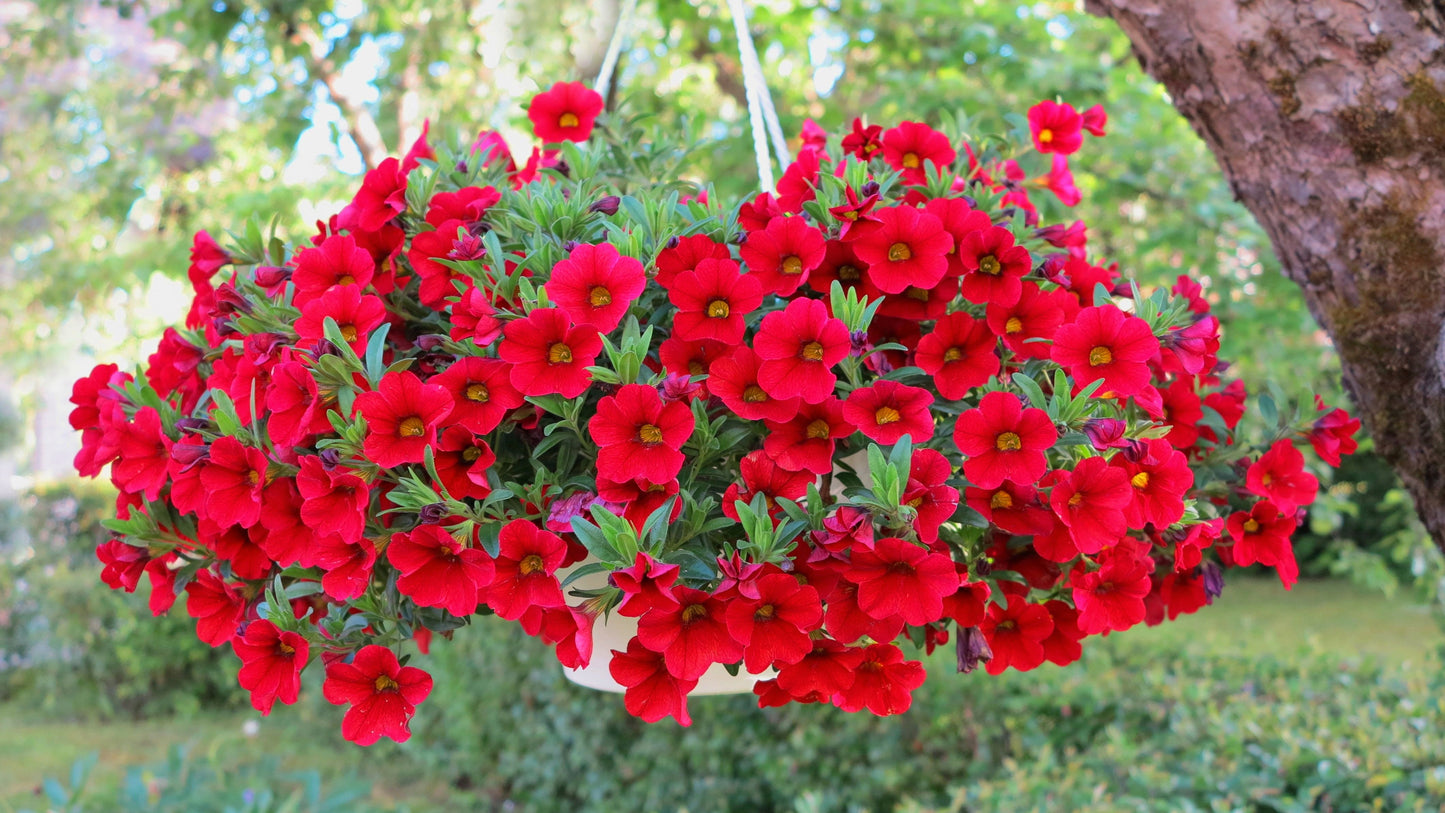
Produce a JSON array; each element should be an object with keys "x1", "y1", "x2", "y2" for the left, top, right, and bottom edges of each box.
[
  {"x1": 888, "y1": 242, "x2": 912, "y2": 262},
  {"x1": 340, "y1": 324, "x2": 359, "y2": 343},
  {"x1": 995, "y1": 431, "x2": 1022, "y2": 451},
  {"x1": 638, "y1": 424, "x2": 664, "y2": 444},
  {"x1": 979, "y1": 256, "x2": 1002, "y2": 276},
  {"x1": 520, "y1": 554, "x2": 546, "y2": 576},
  {"x1": 681, "y1": 603, "x2": 708, "y2": 623},
  {"x1": 462, "y1": 446, "x2": 483, "y2": 462},
  {"x1": 688, "y1": 361, "x2": 704, "y2": 375},
  {"x1": 1039, "y1": 128, "x2": 1054, "y2": 144},
  {"x1": 706, "y1": 299, "x2": 730, "y2": 318},
  {"x1": 559, "y1": 112, "x2": 580, "y2": 128},
  {"x1": 742, "y1": 384, "x2": 768, "y2": 403},
  {"x1": 800, "y1": 341, "x2": 825, "y2": 362},
  {"x1": 905, "y1": 286, "x2": 930, "y2": 302},
  {"x1": 246, "y1": 470, "x2": 260, "y2": 486},
  {"x1": 1005, "y1": 316, "x2": 1023, "y2": 334},
  {"x1": 1068, "y1": 492, "x2": 1083, "y2": 507},
  {"x1": 1131, "y1": 471, "x2": 1150, "y2": 489},
  {"x1": 338, "y1": 274, "x2": 356, "y2": 286},
  {"x1": 588, "y1": 286, "x2": 612, "y2": 307},
  {"x1": 990, "y1": 491, "x2": 1014, "y2": 510},
  {"x1": 902, "y1": 152, "x2": 920, "y2": 168},
  {"x1": 874, "y1": 406, "x2": 902, "y2": 425},
  {"x1": 781, "y1": 256, "x2": 803, "y2": 276},
  {"x1": 1088, "y1": 346, "x2": 1113, "y2": 366},
  {"x1": 943, "y1": 347, "x2": 964, "y2": 363},
  {"x1": 374, "y1": 675, "x2": 399, "y2": 692},
  {"x1": 837, "y1": 264, "x2": 861, "y2": 281},
  {"x1": 399, "y1": 417, "x2": 426, "y2": 437},
  {"x1": 548, "y1": 342, "x2": 574, "y2": 364},
  {"x1": 1243, "y1": 519, "x2": 1261, "y2": 534},
  {"x1": 465, "y1": 383, "x2": 490, "y2": 402},
  {"x1": 278, "y1": 642, "x2": 295, "y2": 655},
  {"x1": 754, "y1": 604, "x2": 776, "y2": 621},
  {"x1": 806, "y1": 419, "x2": 832, "y2": 440}
]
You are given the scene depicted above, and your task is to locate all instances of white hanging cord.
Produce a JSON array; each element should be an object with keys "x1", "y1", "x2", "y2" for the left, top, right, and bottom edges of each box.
[
  {"x1": 725, "y1": 0, "x2": 785, "y2": 189},
  {"x1": 593, "y1": 0, "x2": 640, "y2": 104}
]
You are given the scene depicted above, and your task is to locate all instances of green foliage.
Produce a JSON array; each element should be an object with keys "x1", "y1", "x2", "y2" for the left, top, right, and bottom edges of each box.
[{"x1": 0, "y1": 480, "x2": 244, "y2": 719}]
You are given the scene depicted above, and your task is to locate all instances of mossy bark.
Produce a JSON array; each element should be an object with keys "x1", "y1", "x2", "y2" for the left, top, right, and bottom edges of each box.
[{"x1": 1084, "y1": 0, "x2": 1445, "y2": 550}]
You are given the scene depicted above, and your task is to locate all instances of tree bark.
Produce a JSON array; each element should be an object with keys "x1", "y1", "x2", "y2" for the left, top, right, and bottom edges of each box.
[{"x1": 1082, "y1": 0, "x2": 1445, "y2": 550}]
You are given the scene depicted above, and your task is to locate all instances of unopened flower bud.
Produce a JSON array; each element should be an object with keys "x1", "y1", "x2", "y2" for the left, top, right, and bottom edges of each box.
[
  {"x1": 1201, "y1": 561, "x2": 1224, "y2": 602},
  {"x1": 956, "y1": 626, "x2": 993, "y2": 674},
  {"x1": 315, "y1": 339, "x2": 342, "y2": 358},
  {"x1": 414, "y1": 334, "x2": 447, "y2": 352},
  {"x1": 213, "y1": 283, "x2": 252, "y2": 315},
  {"x1": 174, "y1": 417, "x2": 209, "y2": 433},
  {"x1": 731, "y1": 231, "x2": 748, "y2": 245},
  {"x1": 418, "y1": 503, "x2": 450, "y2": 524},
  {"x1": 1080, "y1": 418, "x2": 1128, "y2": 450},
  {"x1": 860, "y1": 181, "x2": 880, "y2": 197},
  {"x1": 253, "y1": 265, "x2": 291, "y2": 289},
  {"x1": 563, "y1": 240, "x2": 582, "y2": 253},
  {"x1": 318, "y1": 448, "x2": 342, "y2": 469},
  {"x1": 665, "y1": 235, "x2": 681, "y2": 249},
  {"x1": 589, "y1": 195, "x2": 621, "y2": 215}
]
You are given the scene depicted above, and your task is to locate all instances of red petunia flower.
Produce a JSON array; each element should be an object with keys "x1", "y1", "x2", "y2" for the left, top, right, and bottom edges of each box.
[
  {"x1": 845, "y1": 536, "x2": 959, "y2": 626},
  {"x1": 258, "y1": 479, "x2": 310, "y2": 568},
  {"x1": 966, "y1": 480, "x2": 1054, "y2": 536},
  {"x1": 520, "y1": 604, "x2": 595, "y2": 669},
  {"x1": 637, "y1": 586, "x2": 744, "y2": 681},
  {"x1": 546, "y1": 243, "x2": 647, "y2": 332},
  {"x1": 1028, "y1": 100, "x2": 1084, "y2": 155},
  {"x1": 1246, "y1": 439, "x2": 1319, "y2": 512},
  {"x1": 1051, "y1": 306, "x2": 1160, "y2": 398},
  {"x1": 612, "y1": 552, "x2": 681, "y2": 618},
  {"x1": 449, "y1": 285, "x2": 504, "y2": 346},
  {"x1": 763, "y1": 397, "x2": 853, "y2": 476},
  {"x1": 98, "y1": 539, "x2": 151, "y2": 593},
  {"x1": 724, "y1": 573, "x2": 823, "y2": 673},
  {"x1": 389, "y1": 524, "x2": 494, "y2": 616},
  {"x1": 1307, "y1": 405, "x2": 1361, "y2": 467},
  {"x1": 710, "y1": 346, "x2": 801, "y2": 423},
  {"x1": 233, "y1": 619, "x2": 309, "y2": 715},
  {"x1": 432, "y1": 426, "x2": 495, "y2": 500},
  {"x1": 336, "y1": 158, "x2": 406, "y2": 236},
  {"x1": 312, "y1": 536, "x2": 378, "y2": 601},
  {"x1": 915, "y1": 312, "x2": 999, "y2": 400},
  {"x1": 266, "y1": 360, "x2": 332, "y2": 449},
  {"x1": 323, "y1": 645, "x2": 433, "y2": 746},
  {"x1": 1040, "y1": 600, "x2": 1085, "y2": 667},
  {"x1": 720, "y1": 449, "x2": 815, "y2": 521},
  {"x1": 528, "y1": 81, "x2": 605, "y2": 142},
  {"x1": 354, "y1": 371, "x2": 454, "y2": 469},
  {"x1": 204, "y1": 521, "x2": 272, "y2": 581},
  {"x1": 957, "y1": 225, "x2": 1031, "y2": 307},
  {"x1": 776, "y1": 147, "x2": 822, "y2": 214},
  {"x1": 589, "y1": 384, "x2": 694, "y2": 484},
  {"x1": 498, "y1": 308, "x2": 602, "y2": 398},
  {"x1": 407, "y1": 222, "x2": 476, "y2": 310},
  {"x1": 1082, "y1": 104, "x2": 1108, "y2": 136},
  {"x1": 654, "y1": 234, "x2": 732, "y2": 289},
  {"x1": 186, "y1": 570, "x2": 245, "y2": 647},
  {"x1": 296, "y1": 456, "x2": 370, "y2": 544},
  {"x1": 295, "y1": 284, "x2": 386, "y2": 358},
  {"x1": 881, "y1": 121, "x2": 956, "y2": 184},
  {"x1": 200, "y1": 436, "x2": 268, "y2": 528},
  {"x1": 843, "y1": 380, "x2": 934, "y2": 445},
  {"x1": 1048, "y1": 456, "x2": 1132, "y2": 555},
  {"x1": 1070, "y1": 549, "x2": 1153, "y2": 634},
  {"x1": 425, "y1": 185, "x2": 501, "y2": 227},
  {"x1": 1046, "y1": 154, "x2": 1081, "y2": 206},
  {"x1": 832, "y1": 643, "x2": 926, "y2": 716},
  {"x1": 979, "y1": 583, "x2": 1053, "y2": 675},
  {"x1": 841, "y1": 117, "x2": 884, "y2": 161},
  {"x1": 738, "y1": 215, "x2": 827, "y2": 296},
  {"x1": 1158, "y1": 378, "x2": 1204, "y2": 449},
  {"x1": 852, "y1": 206, "x2": 952, "y2": 294},
  {"x1": 291, "y1": 235, "x2": 375, "y2": 308},
  {"x1": 1113, "y1": 438, "x2": 1193, "y2": 529},
  {"x1": 431, "y1": 356, "x2": 525, "y2": 435},
  {"x1": 110, "y1": 407, "x2": 170, "y2": 501},
  {"x1": 597, "y1": 477, "x2": 683, "y2": 533},
  {"x1": 754, "y1": 298, "x2": 850, "y2": 404},
  {"x1": 667, "y1": 258, "x2": 763, "y2": 344},
  {"x1": 609, "y1": 637, "x2": 697, "y2": 726},
  {"x1": 953, "y1": 391, "x2": 1057, "y2": 489},
  {"x1": 1226, "y1": 500, "x2": 1299, "y2": 589},
  {"x1": 773, "y1": 638, "x2": 863, "y2": 702},
  {"x1": 484, "y1": 520, "x2": 567, "y2": 620}
]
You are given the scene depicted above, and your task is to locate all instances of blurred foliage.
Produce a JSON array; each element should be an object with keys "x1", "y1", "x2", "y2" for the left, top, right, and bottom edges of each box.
[{"x1": 0, "y1": 480, "x2": 244, "y2": 718}]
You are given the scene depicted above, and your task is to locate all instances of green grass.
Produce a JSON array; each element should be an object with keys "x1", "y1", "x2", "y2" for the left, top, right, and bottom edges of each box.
[{"x1": 1, "y1": 576, "x2": 1438, "y2": 811}]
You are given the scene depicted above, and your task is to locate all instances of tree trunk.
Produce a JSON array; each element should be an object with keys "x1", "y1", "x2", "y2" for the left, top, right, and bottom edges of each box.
[{"x1": 1082, "y1": 0, "x2": 1445, "y2": 550}]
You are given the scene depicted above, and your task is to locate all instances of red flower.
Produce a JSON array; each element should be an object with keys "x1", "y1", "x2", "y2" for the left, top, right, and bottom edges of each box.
[
  {"x1": 710, "y1": 346, "x2": 801, "y2": 423},
  {"x1": 297, "y1": 456, "x2": 370, "y2": 543},
  {"x1": 407, "y1": 223, "x2": 475, "y2": 310},
  {"x1": 258, "y1": 479, "x2": 310, "y2": 568},
  {"x1": 738, "y1": 215, "x2": 827, "y2": 296},
  {"x1": 1082, "y1": 104, "x2": 1107, "y2": 136},
  {"x1": 498, "y1": 308, "x2": 602, "y2": 398},
  {"x1": 1246, "y1": 440, "x2": 1319, "y2": 512},
  {"x1": 979, "y1": 583, "x2": 1053, "y2": 674},
  {"x1": 832, "y1": 643, "x2": 926, "y2": 715},
  {"x1": 313, "y1": 536, "x2": 378, "y2": 601},
  {"x1": 233, "y1": 619, "x2": 308, "y2": 715},
  {"x1": 763, "y1": 397, "x2": 852, "y2": 476},
  {"x1": 425, "y1": 185, "x2": 501, "y2": 227},
  {"x1": 1070, "y1": 549, "x2": 1152, "y2": 634},
  {"x1": 654, "y1": 234, "x2": 731, "y2": 289},
  {"x1": 966, "y1": 480, "x2": 1054, "y2": 536},
  {"x1": 449, "y1": 285, "x2": 504, "y2": 346},
  {"x1": 185, "y1": 570, "x2": 245, "y2": 647},
  {"x1": 1045, "y1": 154, "x2": 1081, "y2": 206},
  {"x1": 520, "y1": 605, "x2": 595, "y2": 669},
  {"x1": 612, "y1": 552, "x2": 681, "y2": 618},
  {"x1": 808, "y1": 240, "x2": 869, "y2": 297},
  {"x1": 546, "y1": 243, "x2": 647, "y2": 332},
  {"x1": 637, "y1": 586, "x2": 744, "y2": 681},
  {"x1": 776, "y1": 147, "x2": 822, "y2": 213},
  {"x1": 291, "y1": 235, "x2": 375, "y2": 307},
  {"x1": 609, "y1": 637, "x2": 697, "y2": 726},
  {"x1": 323, "y1": 645, "x2": 433, "y2": 746},
  {"x1": 957, "y1": 225, "x2": 1031, "y2": 307},
  {"x1": 110, "y1": 407, "x2": 170, "y2": 501},
  {"x1": 1114, "y1": 438, "x2": 1193, "y2": 529},
  {"x1": 1040, "y1": 600, "x2": 1085, "y2": 667},
  {"x1": 852, "y1": 206, "x2": 952, "y2": 294},
  {"x1": 1158, "y1": 378, "x2": 1204, "y2": 449},
  {"x1": 824, "y1": 580, "x2": 905, "y2": 645},
  {"x1": 1028, "y1": 100, "x2": 1084, "y2": 155},
  {"x1": 754, "y1": 298, "x2": 849, "y2": 404},
  {"x1": 205, "y1": 521, "x2": 273, "y2": 581},
  {"x1": 69, "y1": 362, "x2": 122, "y2": 430},
  {"x1": 200, "y1": 436, "x2": 268, "y2": 528},
  {"x1": 431, "y1": 356, "x2": 524, "y2": 435},
  {"x1": 843, "y1": 380, "x2": 934, "y2": 445},
  {"x1": 484, "y1": 520, "x2": 567, "y2": 620},
  {"x1": 774, "y1": 638, "x2": 864, "y2": 700},
  {"x1": 295, "y1": 284, "x2": 386, "y2": 357},
  {"x1": 1308, "y1": 406, "x2": 1361, "y2": 467},
  {"x1": 1048, "y1": 456, "x2": 1132, "y2": 555},
  {"x1": 389, "y1": 524, "x2": 494, "y2": 617},
  {"x1": 354, "y1": 371, "x2": 454, "y2": 469},
  {"x1": 432, "y1": 427, "x2": 495, "y2": 500},
  {"x1": 720, "y1": 450, "x2": 814, "y2": 521},
  {"x1": 953, "y1": 391, "x2": 1057, "y2": 489},
  {"x1": 266, "y1": 360, "x2": 331, "y2": 448},
  {"x1": 337, "y1": 158, "x2": 406, "y2": 235},
  {"x1": 915, "y1": 312, "x2": 999, "y2": 400},
  {"x1": 589, "y1": 384, "x2": 694, "y2": 484},
  {"x1": 667, "y1": 258, "x2": 763, "y2": 344},
  {"x1": 829, "y1": 188, "x2": 883, "y2": 243},
  {"x1": 841, "y1": 118, "x2": 884, "y2": 161},
  {"x1": 528, "y1": 81, "x2": 604, "y2": 142},
  {"x1": 724, "y1": 573, "x2": 822, "y2": 672},
  {"x1": 98, "y1": 539, "x2": 151, "y2": 593},
  {"x1": 845, "y1": 536, "x2": 958, "y2": 626},
  {"x1": 1051, "y1": 306, "x2": 1160, "y2": 398},
  {"x1": 881, "y1": 121, "x2": 956, "y2": 184},
  {"x1": 1227, "y1": 501, "x2": 1299, "y2": 589}
]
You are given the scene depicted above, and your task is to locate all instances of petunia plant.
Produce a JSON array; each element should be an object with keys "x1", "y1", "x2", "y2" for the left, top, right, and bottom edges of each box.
[{"x1": 74, "y1": 80, "x2": 1360, "y2": 741}]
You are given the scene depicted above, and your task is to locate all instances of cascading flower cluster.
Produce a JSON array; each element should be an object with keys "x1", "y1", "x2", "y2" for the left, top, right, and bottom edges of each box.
[{"x1": 74, "y1": 79, "x2": 1360, "y2": 741}]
